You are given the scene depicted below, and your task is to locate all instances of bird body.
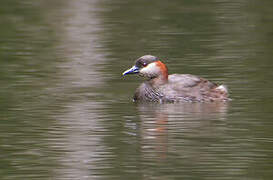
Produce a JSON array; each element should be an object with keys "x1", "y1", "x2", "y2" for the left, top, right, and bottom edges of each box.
[{"x1": 122, "y1": 55, "x2": 229, "y2": 103}]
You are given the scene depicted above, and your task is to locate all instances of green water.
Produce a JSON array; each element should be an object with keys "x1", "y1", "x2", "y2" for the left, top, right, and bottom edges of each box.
[{"x1": 0, "y1": 0, "x2": 272, "y2": 179}]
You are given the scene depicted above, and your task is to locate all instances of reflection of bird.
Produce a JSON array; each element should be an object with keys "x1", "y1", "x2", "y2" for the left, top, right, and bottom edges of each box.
[{"x1": 122, "y1": 55, "x2": 229, "y2": 103}]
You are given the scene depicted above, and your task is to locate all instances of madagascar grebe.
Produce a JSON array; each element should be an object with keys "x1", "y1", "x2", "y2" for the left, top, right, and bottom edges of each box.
[{"x1": 122, "y1": 55, "x2": 229, "y2": 103}]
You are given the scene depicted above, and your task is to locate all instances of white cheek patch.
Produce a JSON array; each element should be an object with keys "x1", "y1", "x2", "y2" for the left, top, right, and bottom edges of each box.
[{"x1": 139, "y1": 62, "x2": 160, "y2": 78}]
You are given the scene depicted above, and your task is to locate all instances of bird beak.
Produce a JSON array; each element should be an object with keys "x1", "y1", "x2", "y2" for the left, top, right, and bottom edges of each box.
[{"x1": 122, "y1": 65, "x2": 139, "y2": 76}]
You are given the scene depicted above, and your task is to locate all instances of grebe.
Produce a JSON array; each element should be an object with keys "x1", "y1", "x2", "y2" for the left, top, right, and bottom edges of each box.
[{"x1": 122, "y1": 55, "x2": 229, "y2": 103}]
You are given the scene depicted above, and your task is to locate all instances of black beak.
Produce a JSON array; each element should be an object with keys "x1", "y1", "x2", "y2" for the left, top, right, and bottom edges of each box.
[{"x1": 122, "y1": 65, "x2": 139, "y2": 76}]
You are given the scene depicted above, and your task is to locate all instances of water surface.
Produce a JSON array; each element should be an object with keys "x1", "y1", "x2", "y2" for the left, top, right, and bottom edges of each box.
[{"x1": 0, "y1": 0, "x2": 272, "y2": 179}]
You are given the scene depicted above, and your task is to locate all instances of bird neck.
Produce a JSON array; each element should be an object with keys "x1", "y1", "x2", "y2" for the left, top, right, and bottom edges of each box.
[
  {"x1": 155, "y1": 60, "x2": 168, "y2": 81},
  {"x1": 150, "y1": 61, "x2": 168, "y2": 86}
]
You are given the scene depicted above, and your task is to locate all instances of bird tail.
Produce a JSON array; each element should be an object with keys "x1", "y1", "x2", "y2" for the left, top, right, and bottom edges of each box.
[{"x1": 216, "y1": 85, "x2": 228, "y2": 94}]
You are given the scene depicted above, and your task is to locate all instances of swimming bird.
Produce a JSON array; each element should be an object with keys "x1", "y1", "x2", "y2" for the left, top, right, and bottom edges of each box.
[{"x1": 122, "y1": 55, "x2": 229, "y2": 103}]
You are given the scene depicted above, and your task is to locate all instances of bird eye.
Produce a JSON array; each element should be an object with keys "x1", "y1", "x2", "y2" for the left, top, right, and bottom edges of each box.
[{"x1": 142, "y1": 62, "x2": 147, "y2": 67}]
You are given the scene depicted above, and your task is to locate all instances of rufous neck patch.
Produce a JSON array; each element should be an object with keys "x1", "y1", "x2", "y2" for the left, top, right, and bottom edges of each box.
[{"x1": 156, "y1": 61, "x2": 168, "y2": 80}]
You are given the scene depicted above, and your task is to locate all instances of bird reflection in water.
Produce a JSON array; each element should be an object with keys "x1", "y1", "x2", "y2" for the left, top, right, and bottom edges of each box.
[{"x1": 136, "y1": 102, "x2": 229, "y2": 161}]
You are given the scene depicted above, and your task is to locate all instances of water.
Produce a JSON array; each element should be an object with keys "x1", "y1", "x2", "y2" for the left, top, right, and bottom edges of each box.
[{"x1": 0, "y1": 0, "x2": 272, "y2": 179}]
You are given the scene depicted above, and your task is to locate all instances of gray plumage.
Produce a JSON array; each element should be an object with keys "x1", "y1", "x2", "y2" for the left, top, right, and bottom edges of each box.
[{"x1": 134, "y1": 74, "x2": 228, "y2": 102}]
